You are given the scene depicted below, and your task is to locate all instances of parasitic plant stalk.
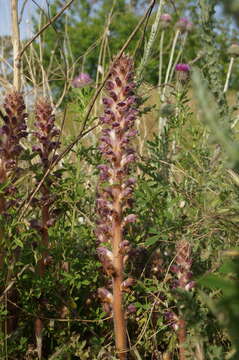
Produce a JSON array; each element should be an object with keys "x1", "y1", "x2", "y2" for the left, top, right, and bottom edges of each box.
[
  {"x1": 96, "y1": 54, "x2": 138, "y2": 359},
  {"x1": 0, "y1": 92, "x2": 28, "y2": 337},
  {"x1": 0, "y1": 92, "x2": 28, "y2": 268},
  {"x1": 32, "y1": 99, "x2": 60, "y2": 359},
  {"x1": 170, "y1": 240, "x2": 195, "y2": 360}
]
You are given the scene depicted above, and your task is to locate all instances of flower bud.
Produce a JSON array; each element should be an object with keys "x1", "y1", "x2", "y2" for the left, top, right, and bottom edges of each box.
[
  {"x1": 227, "y1": 43, "x2": 239, "y2": 57},
  {"x1": 160, "y1": 13, "x2": 172, "y2": 29},
  {"x1": 176, "y1": 18, "x2": 193, "y2": 33},
  {"x1": 98, "y1": 288, "x2": 113, "y2": 304},
  {"x1": 175, "y1": 63, "x2": 190, "y2": 82}
]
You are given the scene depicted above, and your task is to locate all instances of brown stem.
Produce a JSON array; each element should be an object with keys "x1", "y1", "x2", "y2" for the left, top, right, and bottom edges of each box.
[
  {"x1": 35, "y1": 186, "x2": 50, "y2": 359},
  {"x1": 112, "y1": 188, "x2": 127, "y2": 360},
  {"x1": 0, "y1": 196, "x2": 6, "y2": 268},
  {"x1": 39, "y1": 190, "x2": 49, "y2": 277},
  {"x1": 178, "y1": 318, "x2": 186, "y2": 360}
]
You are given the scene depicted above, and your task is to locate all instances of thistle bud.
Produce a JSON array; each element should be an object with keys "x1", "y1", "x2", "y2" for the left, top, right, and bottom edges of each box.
[
  {"x1": 160, "y1": 13, "x2": 172, "y2": 29},
  {"x1": 227, "y1": 43, "x2": 239, "y2": 57},
  {"x1": 160, "y1": 103, "x2": 176, "y2": 118},
  {"x1": 175, "y1": 64, "x2": 191, "y2": 82},
  {"x1": 176, "y1": 18, "x2": 193, "y2": 33}
]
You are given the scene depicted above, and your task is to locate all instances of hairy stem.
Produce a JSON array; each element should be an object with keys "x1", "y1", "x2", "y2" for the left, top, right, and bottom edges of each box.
[
  {"x1": 178, "y1": 319, "x2": 186, "y2": 360},
  {"x1": 112, "y1": 188, "x2": 127, "y2": 359}
]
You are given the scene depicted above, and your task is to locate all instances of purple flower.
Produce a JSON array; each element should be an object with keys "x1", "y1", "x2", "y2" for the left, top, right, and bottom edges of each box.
[
  {"x1": 160, "y1": 13, "x2": 172, "y2": 29},
  {"x1": 72, "y1": 73, "x2": 92, "y2": 88},
  {"x1": 161, "y1": 13, "x2": 172, "y2": 22},
  {"x1": 175, "y1": 64, "x2": 191, "y2": 82},
  {"x1": 176, "y1": 18, "x2": 193, "y2": 33},
  {"x1": 96, "y1": 55, "x2": 139, "y2": 341},
  {"x1": 127, "y1": 304, "x2": 137, "y2": 314},
  {"x1": 98, "y1": 288, "x2": 113, "y2": 303},
  {"x1": 175, "y1": 64, "x2": 190, "y2": 72}
]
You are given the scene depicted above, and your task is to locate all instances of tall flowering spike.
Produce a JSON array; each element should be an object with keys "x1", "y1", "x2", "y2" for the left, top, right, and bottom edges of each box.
[
  {"x1": 0, "y1": 91, "x2": 28, "y2": 332},
  {"x1": 96, "y1": 54, "x2": 138, "y2": 360},
  {"x1": 32, "y1": 99, "x2": 60, "y2": 358},
  {"x1": 0, "y1": 91, "x2": 28, "y2": 180},
  {"x1": 33, "y1": 99, "x2": 60, "y2": 169},
  {"x1": 171, "y1": 240, "x2": 195, "y2": 292},
  {"x1": 168, "y1": 240, "x2": 195, "y2": 360}
]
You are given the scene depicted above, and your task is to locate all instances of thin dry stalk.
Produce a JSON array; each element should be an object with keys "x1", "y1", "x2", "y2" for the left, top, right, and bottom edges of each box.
[{"x1": 11, "y1": 0, "x2": 21, "y2": 91}]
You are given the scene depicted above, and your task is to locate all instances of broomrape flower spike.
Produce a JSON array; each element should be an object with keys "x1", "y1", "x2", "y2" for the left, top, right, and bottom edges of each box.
[
  {"x1": 0, "y1": 92, "x2": 28, "y2": 186},
  {"x1": 96, "y1": 54, "x2": 138, "y2": 360},
  {"x1": 0, "y1": 91, "x2": 28, "y2": 266},
  {"x1": 32, "y1": 99, "x2": 60, "y2": 360},
  {"x1": 169, "y1": 240, "x2": 195, "y2": 360}
]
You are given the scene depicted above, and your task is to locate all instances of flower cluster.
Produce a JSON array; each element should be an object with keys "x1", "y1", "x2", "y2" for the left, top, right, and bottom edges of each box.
[
  {"x1": 0, "y1": 92, "x2": 28, "y2": 213},
  {"x1": 96, "y1": 54, "x2": 138, "y2": 342},
  {"x1": 0, "y1": 92, "x2": 28, "y2": 183},
  {"x1": 32, "y1": 100, "x2": 60, "y2": 169},
  {"x1": 30, "y1": 100, "x2": 61, "y2": 233},
  {"x1": 165, "y1": 240, "x2": 195, "y2": 331},
  {"x1": 171, "y1": 240, "x2": 195, "y2": 292}
]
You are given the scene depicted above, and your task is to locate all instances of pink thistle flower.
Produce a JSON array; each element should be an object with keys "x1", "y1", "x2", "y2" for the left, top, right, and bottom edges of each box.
[
  {"x1": 72, "y1": 73, "x2": 92, "y2": 88},
  {"x1": 175, "y1": 63, "x2": 191, "y2": 82},
  {"x1": 175, "y1": 64, "x2": 190, "y2": 72},
  {"x1": 176, "y1": 18, "x2": 193, "y2": 33},
  {"x1": 160, "y1": 13, "x2": 172, "y2": 29}
]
